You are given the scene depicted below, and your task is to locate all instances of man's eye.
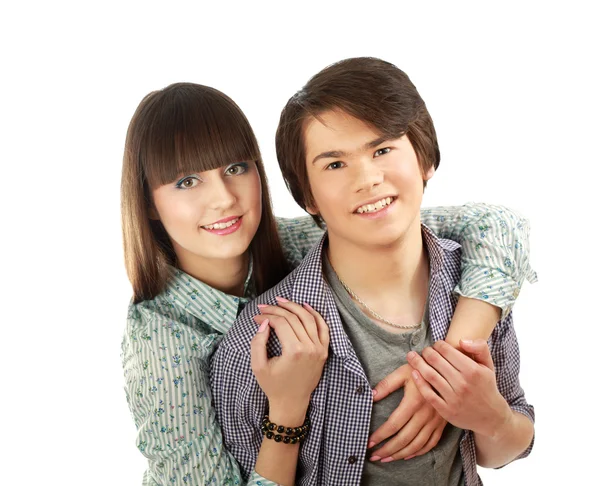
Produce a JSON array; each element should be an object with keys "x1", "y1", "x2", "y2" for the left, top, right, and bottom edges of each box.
[
  {"x1": 374, "y1": 148, "x2": 391, "y2": 157},
  {"x1": 326, "y1": 161, "x2": 344, "y2": 170},
  {"x1": 175, "y1": 177, "x2": 200, "y2": 189}
]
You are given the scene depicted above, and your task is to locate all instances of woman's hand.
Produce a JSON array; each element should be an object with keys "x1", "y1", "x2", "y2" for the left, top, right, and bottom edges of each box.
[{"x1": 251, "y1": 296, "x2": 330, "y2": 424}]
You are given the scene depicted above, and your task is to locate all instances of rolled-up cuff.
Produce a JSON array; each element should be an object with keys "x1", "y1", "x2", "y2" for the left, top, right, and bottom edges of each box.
[
  {"x1": 248, "y1": 470, "x2": 279, "y2": 486},
  {"x1": 454, "y1": 265, "x2": 526, "y2": 320}
]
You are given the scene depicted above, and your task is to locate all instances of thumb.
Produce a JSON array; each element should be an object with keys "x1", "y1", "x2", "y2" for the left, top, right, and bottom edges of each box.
[
  {"x1": 372, "y1": 363, "x2": 411, "y2": 402},
  {"x1": 460, "y1": 339, "x2": 494, "y2": 371},
  {"x1": 250, "y1": 319, "x2": 271, "y2": 372}
]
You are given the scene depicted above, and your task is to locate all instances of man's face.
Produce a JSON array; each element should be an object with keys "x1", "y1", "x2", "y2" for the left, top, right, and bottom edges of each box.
[{"x1": 303, "y1": 109, "x2": 434, "y2": 249}]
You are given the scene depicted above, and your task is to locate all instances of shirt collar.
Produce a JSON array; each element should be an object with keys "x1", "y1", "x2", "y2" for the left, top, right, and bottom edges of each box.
[
  {"x1": 162, "y1": 258, "x2": 254, "y2": 335},
  {"x1": 288, "y1": 223, "x2": 460, "y2": 358}
]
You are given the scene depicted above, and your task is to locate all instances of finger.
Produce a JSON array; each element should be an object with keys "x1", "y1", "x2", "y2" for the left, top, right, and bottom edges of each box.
[
  {"x1": 431, "y1": 340, "x2": 477, "y2": 374},
  {"x1": 250, "y1": 319, "x2": 271, "y2": 373},
  {"x1": 459, "y1": 339, "x2": 494, "y2": 371},
  {"x1": 407, "y1": 351, "x2": 454, "y2": 400},
  {"x1": 275, "y1": 297, "x2": 320, "y2": 345},
  {"x1": 370, "y1": 413, "x2": 424, "y2": 460},
  {"x1": 368, "y1": 395, "x2": 418, "y2": 447},
  {"x1": 266, "y1": 315, "x2": 303, "y2": 351},
  {"x1": 410, "y1": 369, "x2": 450, "y2": 418},
  {"x1": 379, "y1": 418, "x2": 436, "y2": 461},
  {"x1": 403, "y1": 423, "x2": 445, "y2": 460},
  {"x1": 302, "y1": 303, "x2": 330, "y2": 349},
  {"x1": 372, "y1": 364, "x2": 411, "y2": 402},
  {"x1": 257, "y1": 302, "x2": 312, "y2": 345},
  {"x1": 421, "y1": 346, "x2": 465, "y2": 394}
]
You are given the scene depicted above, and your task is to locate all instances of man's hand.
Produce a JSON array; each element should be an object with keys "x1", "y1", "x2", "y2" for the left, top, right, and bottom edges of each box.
[
  {"x1": 407, "y1": 339, "x2": 512, "y2": 438},
  {"x1": 368, "y1": 363, "x2": 447, "y2": 462}
]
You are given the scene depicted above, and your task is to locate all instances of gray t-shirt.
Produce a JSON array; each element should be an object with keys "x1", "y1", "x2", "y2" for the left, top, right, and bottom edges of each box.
[{"x1": 323, "y1": 253, "x2": 464, "y2": 486}]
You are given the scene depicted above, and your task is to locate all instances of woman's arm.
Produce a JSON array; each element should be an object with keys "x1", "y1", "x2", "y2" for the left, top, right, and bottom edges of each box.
[
  {"x1": 281, "y1": 203, "x2": 537, "y2": 325},
  {"x1": 421, "y1": 202, "x2": 537, "y2": 322},
  {"x1": 211, "y1": 299, "x2": 329, "y2": 486},
  {"x1": 123, "y1": 306, "x2": 282, "y2": 486}
]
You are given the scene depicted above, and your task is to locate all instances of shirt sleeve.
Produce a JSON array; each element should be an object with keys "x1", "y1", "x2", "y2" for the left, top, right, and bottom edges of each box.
[
  {"x1": 276, "y1": 216, "x2": 326, "y2": 269},
  {"x1": 122, "y1": 305, "x2": 249, "y2": 485},
  {"x1": 420, "y1": 203, "x2": 537, "y2": 318},
  {"x1": 489, "y1": 311, "x2": 535, "y2": 464}
]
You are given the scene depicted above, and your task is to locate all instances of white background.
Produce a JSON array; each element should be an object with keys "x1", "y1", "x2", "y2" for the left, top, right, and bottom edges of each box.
[{"x1": 1, "y1": 1, "x2": 598, "y2": 484}]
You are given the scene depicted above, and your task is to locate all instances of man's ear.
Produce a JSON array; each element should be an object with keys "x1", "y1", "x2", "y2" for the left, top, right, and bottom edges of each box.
[{"x1": 423, "y1": 165, "x2": 435, "y2": 182}]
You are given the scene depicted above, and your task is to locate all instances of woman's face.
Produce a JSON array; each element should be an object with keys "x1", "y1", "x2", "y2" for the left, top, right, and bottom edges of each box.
[{"x1": 150, "y1": 161, "x2": 262, "y2": 273}]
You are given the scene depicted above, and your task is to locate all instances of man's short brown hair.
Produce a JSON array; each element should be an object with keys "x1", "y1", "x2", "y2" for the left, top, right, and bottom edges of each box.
[{"x1": 275, "y1": 57, "x2": 440, "y2": 227}]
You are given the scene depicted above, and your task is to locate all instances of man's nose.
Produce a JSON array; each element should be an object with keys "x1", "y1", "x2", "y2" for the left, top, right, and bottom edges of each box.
[{"x1": 353, "y1": 160, "x2": 384, "y2": 193}]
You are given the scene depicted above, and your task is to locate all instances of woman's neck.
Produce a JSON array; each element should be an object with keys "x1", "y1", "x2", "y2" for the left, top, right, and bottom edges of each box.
[{"x1": 176, "y1": 250, "x2": 250, "y2": 297}]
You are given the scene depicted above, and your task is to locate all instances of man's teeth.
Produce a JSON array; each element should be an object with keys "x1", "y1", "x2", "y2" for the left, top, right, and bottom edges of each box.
[
  {"x1": 203, "y1": 217, "x2": 240, "y2": 230},
  {"x1": 356, "y1": 197, "x2": 393, "y2": 214}
]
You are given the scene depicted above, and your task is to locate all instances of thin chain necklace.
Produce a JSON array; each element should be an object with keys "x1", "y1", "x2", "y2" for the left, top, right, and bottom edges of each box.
[{"x1": 334, "y1": 272, "x2": 421, "y2": 330}]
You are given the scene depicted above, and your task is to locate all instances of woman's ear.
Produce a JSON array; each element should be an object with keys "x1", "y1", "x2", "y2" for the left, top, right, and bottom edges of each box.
[{"x1": 306, "y1": 205, "x2": 319, "y2": 216}]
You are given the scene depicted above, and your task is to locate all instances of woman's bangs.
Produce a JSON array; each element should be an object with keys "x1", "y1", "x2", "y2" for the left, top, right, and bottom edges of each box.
[{"x1": 142, "y1": 90, "x2": 260, "y2": 188}]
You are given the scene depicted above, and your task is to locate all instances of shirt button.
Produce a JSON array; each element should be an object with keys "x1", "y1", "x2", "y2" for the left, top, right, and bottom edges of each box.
[
  {"x1": 411, "y1": 335, "x2": 419, "y2": 347},
  {"x1": 348, "y1": 455, "x2": 357, "y2": 464},
  {"x1": 356, "y1": 385, "x2": 365, "y2": 395}
]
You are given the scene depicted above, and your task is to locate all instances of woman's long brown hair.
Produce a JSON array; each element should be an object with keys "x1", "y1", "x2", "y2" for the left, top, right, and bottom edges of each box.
[{"x1": 121, "y1": 83, "x2": 289, "y2": 303}]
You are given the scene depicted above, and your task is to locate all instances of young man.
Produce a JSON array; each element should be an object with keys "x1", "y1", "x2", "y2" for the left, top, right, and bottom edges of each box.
[{"x1": 211, "y1": 57, "x2": 534, "y2": 485}]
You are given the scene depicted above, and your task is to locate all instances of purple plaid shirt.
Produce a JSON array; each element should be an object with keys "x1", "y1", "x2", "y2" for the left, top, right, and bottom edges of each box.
[{"x1": 210, "y1": 225, "x2": 535, "y2": 485}]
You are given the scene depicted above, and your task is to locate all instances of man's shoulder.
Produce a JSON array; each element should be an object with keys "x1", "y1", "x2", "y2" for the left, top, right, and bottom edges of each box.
[{"x1": 218, "y1": 271, "x2": 299, "y2": 353}]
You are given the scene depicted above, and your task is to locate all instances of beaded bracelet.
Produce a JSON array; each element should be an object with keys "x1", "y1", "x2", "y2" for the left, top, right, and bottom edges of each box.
[{"x1": 261, "y1": 415, "x2": 310, "y2": 444}]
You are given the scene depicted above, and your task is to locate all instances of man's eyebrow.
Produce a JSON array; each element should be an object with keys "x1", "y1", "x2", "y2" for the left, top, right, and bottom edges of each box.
[
  {"x1": 311, "y1": 137, "x2": 390, "y2": 165},
  {"x1": 363, "y1": 136, "x2": 389, "y2": 150},
  {"x1": 311, "y1": 150, "x2": 347, "y2": 165}
]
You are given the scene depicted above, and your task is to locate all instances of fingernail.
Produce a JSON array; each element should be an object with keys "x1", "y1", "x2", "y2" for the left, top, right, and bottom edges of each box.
[
  {"x1": 258, "y1": 319, "x2": 269, "y2": 332},
  {"x1": 461, "y1": 339, "x2": 473, "y2": 344},
  {"x1": 404, "y1": 455, "x2": 415, "y2": 460},
  {"x1": 381, "y1": 456, "x2": 394, "y2": 463},
  {"x1": 412, "y1": 370, "x2": 419, "y2": 381},
  {"x1": 257, "y1": 304, "x2": 268, "y2": 309},
  {"x1": 275, "y1": 296, "x2": 289, "y2": 303},
  {"x1": 372, "y1": 389, "x2": 377, "y2": 397},
  {"x1": 407, "y1": 351, "x2": 416, "y2": 360},
  {"x1": 369, "y1": 455, "x2": 381, "y2": 462},
  {"x1": 303, "y1": 303, "x2": 314, "y2": 310}
]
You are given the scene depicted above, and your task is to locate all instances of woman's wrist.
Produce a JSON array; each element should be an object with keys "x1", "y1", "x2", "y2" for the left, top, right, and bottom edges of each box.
[{"x1": 268, "y1": 400, "x2": 309, "y2": 427}]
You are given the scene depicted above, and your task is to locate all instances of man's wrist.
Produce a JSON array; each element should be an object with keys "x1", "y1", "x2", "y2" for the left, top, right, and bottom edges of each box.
[{"x1": 481, "y1": 402, "x2": 514, "y2": 440}]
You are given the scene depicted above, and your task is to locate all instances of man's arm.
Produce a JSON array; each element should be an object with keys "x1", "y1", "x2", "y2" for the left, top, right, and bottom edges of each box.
[
  {"x1": 407, "y1": 315, "x2": 534, "y2": 468},
  {"x1": 473, "y1": 405, "x2": 534, "y2": 468}
]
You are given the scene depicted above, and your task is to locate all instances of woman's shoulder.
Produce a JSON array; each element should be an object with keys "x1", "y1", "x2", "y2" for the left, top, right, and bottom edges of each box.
[
  {"x1": 276, "y1": 215, "x2": 325, "y2": 267},
  {"x1": 124, "y1": 293, "x2": 221, "y2": 362}
]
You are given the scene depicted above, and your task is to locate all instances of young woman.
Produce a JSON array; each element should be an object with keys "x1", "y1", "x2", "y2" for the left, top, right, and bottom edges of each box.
[{"x1": 120, "y1": 82, "x2": 535, "y2": 485}]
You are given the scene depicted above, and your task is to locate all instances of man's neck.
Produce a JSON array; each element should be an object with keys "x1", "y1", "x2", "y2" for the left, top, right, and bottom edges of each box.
[
  {"x1": 175, "y1": 246, "x2": 249, "y2": 297},
  {"x1": 327, "y1": 221, "x2": 429, "y2": 327}
]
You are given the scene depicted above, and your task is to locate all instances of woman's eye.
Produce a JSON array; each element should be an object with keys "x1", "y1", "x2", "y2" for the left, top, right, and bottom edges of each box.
[
  {"x1": 374, "y1": 147, "x2": 391, "y2": 157},
  {"x1": 225, "y1": 162, "x2": 249, "y2": 176},
  {"x1": 175, "y1": 177, "x2": 200, "y2": 189},
  {"x1": 326, "y1": 161, "x2": 344, "y2": 170}
]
